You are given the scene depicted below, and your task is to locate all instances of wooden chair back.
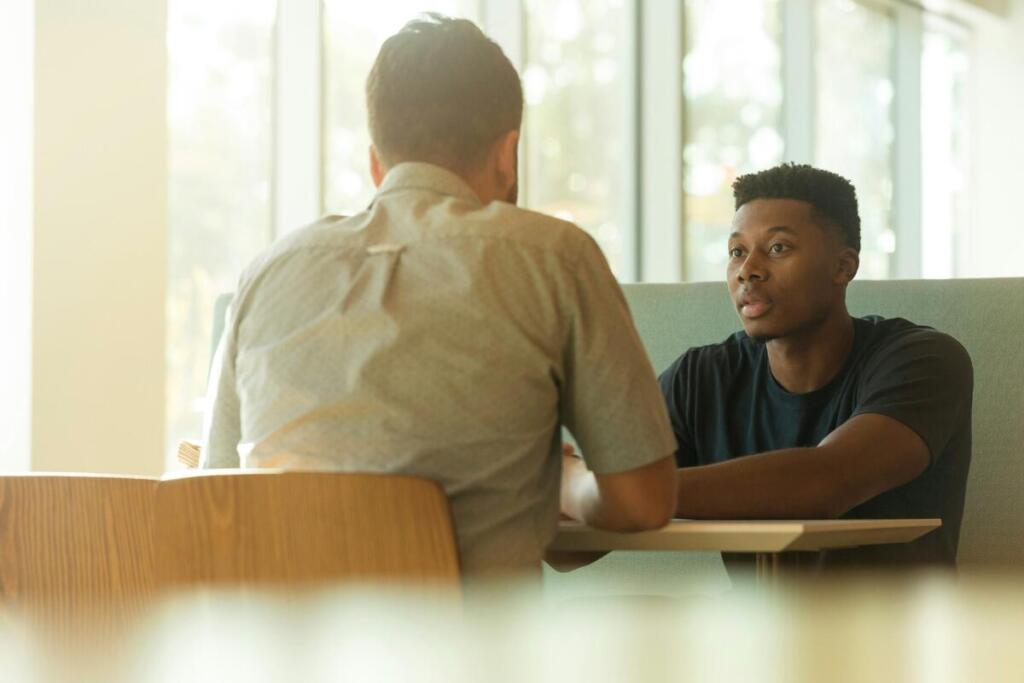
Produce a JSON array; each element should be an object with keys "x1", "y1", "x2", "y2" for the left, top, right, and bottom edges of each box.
[
  {"x1": 153, "y1": 470, "x2": 460, "y2": 588},
  {"x1": 0, "y1": 474, "x2": 157, "y2": 619}
]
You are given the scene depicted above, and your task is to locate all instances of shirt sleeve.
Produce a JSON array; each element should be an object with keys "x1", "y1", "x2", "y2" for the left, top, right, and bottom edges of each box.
[
  {"x1": 200, "y1": 302, "x2": 242, "y2": 469},
  {"x1": 658, "y1": 353, "x2": 698, "y2": 468},
  {"x1": 559, "y1": 234, "x2": 678, "y2": 474},
  {"x1": 853, "y1": 328, "x2": 973, "y2": 466}
]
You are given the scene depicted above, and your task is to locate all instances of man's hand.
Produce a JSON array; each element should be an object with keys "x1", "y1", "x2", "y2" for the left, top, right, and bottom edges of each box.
[
  {"x1": 549, "y1": 442, "x2": 608, "y2": 571},
  {"x1": 559, "y1": 443, "x2": 589, "y2": 522}
]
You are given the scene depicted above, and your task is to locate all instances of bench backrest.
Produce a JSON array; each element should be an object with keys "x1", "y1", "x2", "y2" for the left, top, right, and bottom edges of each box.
[
  {"x1": 154, "y1": 470, "x2": 461, "y2": 588},
  {"x1": 0, "y1": 474, "x2": 157, "y2": 626}
]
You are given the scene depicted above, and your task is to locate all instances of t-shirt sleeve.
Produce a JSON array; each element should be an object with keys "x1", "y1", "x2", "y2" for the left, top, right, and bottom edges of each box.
[
  {"x1": 853, "y1": 328, "x2": 973, "y2": 466},
  {"x1": 658, "y1": 353, "x2": 699, "y2": 468},
  {"x1": 560, "y1": 235, "x2": 678, "y2": 475}
]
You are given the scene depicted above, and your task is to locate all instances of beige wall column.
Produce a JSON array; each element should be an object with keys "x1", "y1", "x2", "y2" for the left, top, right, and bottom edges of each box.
[{"x1": 32, "y1": 0, "x2": 167, "y2": 474}]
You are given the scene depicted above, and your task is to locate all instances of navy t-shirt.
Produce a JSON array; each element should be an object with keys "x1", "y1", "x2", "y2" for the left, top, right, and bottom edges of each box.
[{"x1": 658, "y1": 316, "x2": 973, "y2": 569}]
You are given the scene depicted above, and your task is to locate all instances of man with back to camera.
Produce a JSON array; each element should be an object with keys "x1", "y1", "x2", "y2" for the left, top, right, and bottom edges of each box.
[
  {"x1": 200, "y1": 14, "x2": 677, "y2": 577},
  {"x1": 658, "y1": 163, "x2": 973, "y2": 571}
]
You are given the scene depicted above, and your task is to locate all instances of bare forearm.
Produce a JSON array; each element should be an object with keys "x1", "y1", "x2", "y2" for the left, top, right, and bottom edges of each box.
[
  {"x1": 676, "y1": 447, "x2": 850, "y2": 519},
  {"x1": 562, "y1": 455, "x2": 676, "y2": 531},
  {"x1": 676, "y1": 414, "x2": 931, "y2": 520}
]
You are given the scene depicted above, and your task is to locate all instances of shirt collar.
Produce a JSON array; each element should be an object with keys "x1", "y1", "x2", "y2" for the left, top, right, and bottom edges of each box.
[{"x1": 372, "y1": 162, "x2": 482, "y2": 207}]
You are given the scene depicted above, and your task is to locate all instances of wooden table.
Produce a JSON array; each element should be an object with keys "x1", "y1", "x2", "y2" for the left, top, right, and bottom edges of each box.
[{"x1": 550, "y1": 518, "x2": 942, "y2": 583}]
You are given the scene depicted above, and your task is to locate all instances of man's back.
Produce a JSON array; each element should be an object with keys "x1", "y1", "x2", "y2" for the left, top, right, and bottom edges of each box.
[{"x1": 203, "y1": 163, "x2": 676, "y2": 575}]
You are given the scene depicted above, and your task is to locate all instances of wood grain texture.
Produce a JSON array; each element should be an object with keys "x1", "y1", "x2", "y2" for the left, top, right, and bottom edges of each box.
[
  {"x1": 153, "y1": 470, "x2": 460, "y2": 588},
  {"x1": 0, "y1": 475, "x2": 157, "y2": 619}
]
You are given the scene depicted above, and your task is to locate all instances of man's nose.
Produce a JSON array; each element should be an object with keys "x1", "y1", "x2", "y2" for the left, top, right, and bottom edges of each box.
[{"x1": 737, "y1": 252, "x2": 766, "y2": 283}]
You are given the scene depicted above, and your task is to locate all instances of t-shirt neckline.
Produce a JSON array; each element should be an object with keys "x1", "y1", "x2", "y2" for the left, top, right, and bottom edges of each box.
[{"x1": 759, "y1": 317, "x2": 868, "y2": 405}]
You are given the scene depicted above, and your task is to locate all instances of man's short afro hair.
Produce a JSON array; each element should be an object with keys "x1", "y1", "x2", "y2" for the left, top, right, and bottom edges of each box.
[{"x1": 732, "y1": 163, "x2": 861, "y2": 252}]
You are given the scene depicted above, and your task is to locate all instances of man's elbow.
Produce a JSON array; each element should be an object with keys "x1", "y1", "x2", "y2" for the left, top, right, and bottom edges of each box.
[
  {"x1": 628, "y1": 502, "x2": 675, "y2": 531},
  {"x1": 816, "y1": 473, "x2": 865, "y2": 520},
  {"x1": 617, "y1": 484, "x2": 676, "y2": 531},
  {"x1": 591, "y1": 455, "x2": 677, "y2": 531},
  {"x1": 816, "y1": 498, "x2": 847, "y2": 520}
]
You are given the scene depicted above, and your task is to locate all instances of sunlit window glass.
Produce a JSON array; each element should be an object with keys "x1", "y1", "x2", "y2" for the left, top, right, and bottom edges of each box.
[
  {"x1": 815, "y1": 0, "x2": 895, "y2": 279},
  {"x1": 522, "y1": 0, "x2": 631, "y2": 277},
  {"x1": 167, "y1": 0, "x2": 275, "y2": 462},
  {"x1": 921, "y1": 21, "x2": 969, "y2": 278},
  {"x1": 683, "y1": 0, "x2": 783, "y2": 283},
  {"x1": 322, "y1": 2, "x2": 481, "y2": 216}
]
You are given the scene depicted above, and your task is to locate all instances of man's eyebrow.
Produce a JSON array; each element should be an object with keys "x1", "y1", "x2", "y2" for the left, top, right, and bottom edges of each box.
[{"x1": 729, "y1": 225, "x2": 798, "y2": 240}]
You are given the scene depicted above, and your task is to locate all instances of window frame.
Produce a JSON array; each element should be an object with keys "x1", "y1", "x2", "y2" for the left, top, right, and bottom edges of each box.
[
  {"x1": 269, "y1": 0, "x2": 968, "y2": 278},
  {"x1": 163, "y1": 0, "x2": 977, "y2": 464}
]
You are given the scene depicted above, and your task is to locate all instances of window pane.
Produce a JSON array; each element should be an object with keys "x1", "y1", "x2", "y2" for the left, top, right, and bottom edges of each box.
[
  {"x1": 522, "y1": 0, "x2": 632, "y2": 277},
  {"x1": 683, "y1": 0, "x2": 783, "y2": 283},
  {"x1": 815, "y1": 0, "x2": 895, "y2": 279},
  {"x1": 921, "y1": 22, "x2": 969, "y2": 278},
  {"x1": 167, "y1": 0, "x2": 275, "y2": 462},
  {"x1": 322, "y1": 2, "x2": 480, "y2": 216}
]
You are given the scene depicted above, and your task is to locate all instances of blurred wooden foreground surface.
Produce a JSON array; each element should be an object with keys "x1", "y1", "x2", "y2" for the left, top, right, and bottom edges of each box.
[
  {"x1": 0, "y1": 472, "x2": 1019, "y2": 682},
  {"x1": 2, "y1": 572, "x2": 1022, "y2": 683}
]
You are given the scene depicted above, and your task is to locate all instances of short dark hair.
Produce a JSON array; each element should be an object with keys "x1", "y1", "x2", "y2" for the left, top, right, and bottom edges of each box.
[
  {"x1": 366, "y1": 14, "x2": 523, "y2": 173},
  {"x1": 732, "y1": 163, "x2": 861, "y2": 252}
]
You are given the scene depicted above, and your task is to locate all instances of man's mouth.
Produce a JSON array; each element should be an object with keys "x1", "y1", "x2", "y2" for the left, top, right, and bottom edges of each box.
[{"x1": 737, "y1": 292, "x2": 773, "y2": 319}]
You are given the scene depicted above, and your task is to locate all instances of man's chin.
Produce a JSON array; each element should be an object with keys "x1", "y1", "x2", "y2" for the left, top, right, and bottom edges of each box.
[{"x1": 741, "y1": 322, "x2": 779, "y2": 344}]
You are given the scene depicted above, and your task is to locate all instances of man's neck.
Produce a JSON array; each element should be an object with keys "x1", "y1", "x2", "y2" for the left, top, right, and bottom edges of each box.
[{"x1": 765, "y1": 309, "x2": 855, "y2": 394}]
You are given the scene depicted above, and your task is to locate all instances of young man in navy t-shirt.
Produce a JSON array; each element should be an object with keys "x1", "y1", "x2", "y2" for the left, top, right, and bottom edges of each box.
[{"x1": 658, "y1": 163, "x2": 972, "y2": 570}]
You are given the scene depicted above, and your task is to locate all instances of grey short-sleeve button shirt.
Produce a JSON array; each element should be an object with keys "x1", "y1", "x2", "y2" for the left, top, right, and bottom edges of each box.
[{"x1": 202, "y1": 162, "x2": 676, "y2": 575}]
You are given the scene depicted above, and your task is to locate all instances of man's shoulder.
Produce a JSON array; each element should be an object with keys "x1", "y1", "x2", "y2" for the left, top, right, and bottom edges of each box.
[
  {"x1": 235, "y1": 214, "x2": 364, "y2": 288},
  {"x1": 482, "y1": 200, "x2": 584, "y2": 232},
  {"x1": 233, "y1": 201, "x2": 608, "y2": 307},
  {"x1": 470, "y1": 201, "x2": 600, "y2": 262},
  {"x1": 856, "y1": 316, "x2": 971, "y2": 363},
  {"x1": 854, "y1": 316, "x2": 973, "y2": 385}
]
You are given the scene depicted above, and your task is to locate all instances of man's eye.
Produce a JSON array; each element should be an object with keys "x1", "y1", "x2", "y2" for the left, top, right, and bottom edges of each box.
[
  {"x1": 728, "y1": 247, "x2": 743, "y2": 258},
  {"x1": 769, "y1": 243, "x2": 788, "y2": 254}
]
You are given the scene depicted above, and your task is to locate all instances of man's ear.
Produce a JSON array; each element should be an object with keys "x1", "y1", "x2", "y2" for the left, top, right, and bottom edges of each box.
[
  {"x1": 494, "y1": 129, "x2": 519, "y2": 188},
  {"x1": 835, "y1": 247, "x2": 860, "y2": 284},
  {"x1": 369, "y1": 145, "x2": 386, "y2": 188}
]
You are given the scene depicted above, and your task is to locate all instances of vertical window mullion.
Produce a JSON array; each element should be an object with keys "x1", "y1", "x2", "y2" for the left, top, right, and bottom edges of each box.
[
  {"x1": 893, "y1": 4, "x2": 924, "y2": 278},
  {"x1": 640, "y1": 0, "x2": 684, "y2": 282},
  {"x1": 273, "y1": 0, "x2": 323, "y2": 238},
  {"x1": 782, "y1": 0, "x2": 814, "y2": 163},
  {"x1": 481, "y1": 0, "x2": 524, "y2": 67},
  {"x1": 622, "y1": 0, "x2": 642, "y2": 283},
  {"x1": 481, "y1": 0, "x2": 526, "y2": 204}
]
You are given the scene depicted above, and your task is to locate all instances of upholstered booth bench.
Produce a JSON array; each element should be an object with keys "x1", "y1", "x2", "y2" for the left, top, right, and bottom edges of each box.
[{"x1": 544, "y1": 278, "x2": 1024, "y2": 598}]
